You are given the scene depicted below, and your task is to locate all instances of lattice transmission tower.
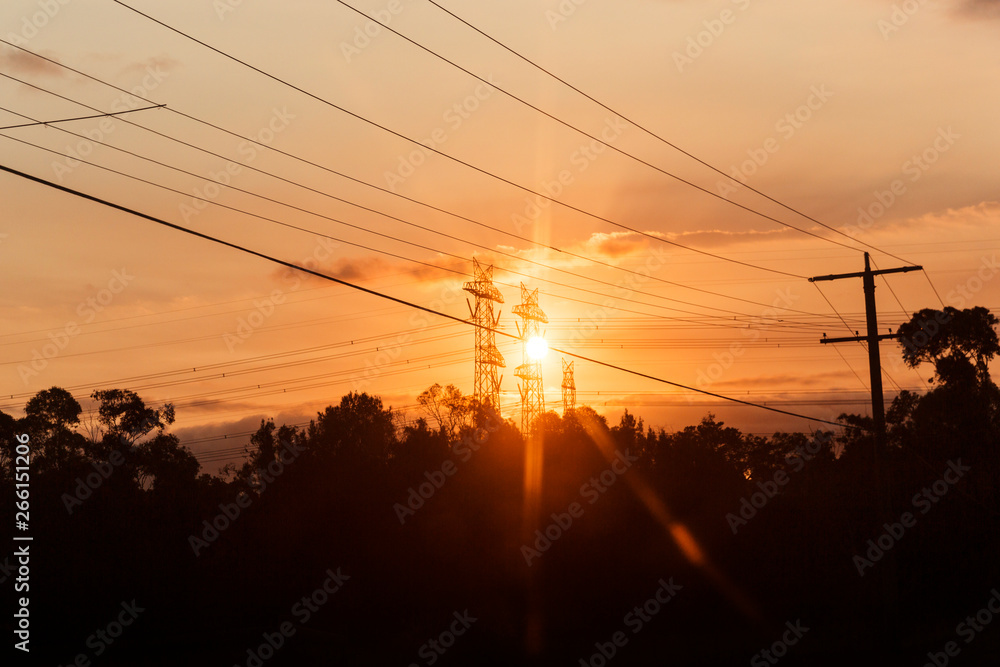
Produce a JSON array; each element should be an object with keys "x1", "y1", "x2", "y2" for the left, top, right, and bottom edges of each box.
[
  {"x1": 561, "y1": 359, "x2": 576, "y2": 412},
  {"x1": 513, "y1": 283, "x2": 547, "y2": 434},
  {"x1": 463, "y1": 258, "x2": 505, "y2": 416}
]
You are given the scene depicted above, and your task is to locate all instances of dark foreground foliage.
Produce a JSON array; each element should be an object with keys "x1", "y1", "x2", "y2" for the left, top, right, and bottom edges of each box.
[{"x1": 2, "y1": 307, "x2": 999, "y2": 666}]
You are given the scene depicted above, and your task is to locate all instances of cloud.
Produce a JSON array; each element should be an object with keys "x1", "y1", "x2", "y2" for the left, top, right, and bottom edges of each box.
[
  {"x1": 503, "y1": 231, "x2": 661, "y2": 266},
  {"x1": 576, "y1": 228, "x2": 805, "y2": 256},
  {"x1": 905, "y1": 200, "x2": 1000, "y2": 230},
  {"x1": 956, "y1": 0, "x2": 1000, "y2": 17},
  {"x1": 688, "y1": 370, "x2": 866, "y2": 391},
  {"x1": 270, "y1": 253, "x2": 469, "y2": 287},
  {"x1": 580, "y1": 231, "x2": 656, "y2": 258},
  {"x1": 173, "y1": 412, "x2": 279, "y2": 443},
  {"x1": 0, "y1": 48, "x2": 64, "y2": 78},
  {"x1": 487, "y1": 228, "x2": 800, "y2": 273},
  {"x1": 320, "y1": 256, "x2": 396, "y2": 281},
  {"x1": 663, "y1": 227, "x2": 800, "y2": 249}
]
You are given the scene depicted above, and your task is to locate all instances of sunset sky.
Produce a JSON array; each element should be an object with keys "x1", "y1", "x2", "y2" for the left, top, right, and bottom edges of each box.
[{"x1": 2, "y1": 0, "x2": 998, "y2": 472}]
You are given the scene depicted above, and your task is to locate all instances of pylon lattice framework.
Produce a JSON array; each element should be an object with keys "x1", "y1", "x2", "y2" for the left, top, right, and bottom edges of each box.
[
  {"x1": 463, "y1": 258, "x2": 505, "y2": 416},
  {"x1": 562, "y1": 359, "x2": 576, "y2": 412},
  {"x1": 513, "y1": 283, "x2": 547, "y2": 434}
]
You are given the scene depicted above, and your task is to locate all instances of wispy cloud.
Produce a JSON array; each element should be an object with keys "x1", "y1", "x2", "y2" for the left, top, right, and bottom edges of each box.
[
  {"x1": 956, "y1": 0, "x2": 1000, "y2": 17},
  {"x1": 272, "y1": 253, "x2": 468, "y2": 287},
  {"x1": 0, "y1": 48, "x2": 65, "y2": 78}
]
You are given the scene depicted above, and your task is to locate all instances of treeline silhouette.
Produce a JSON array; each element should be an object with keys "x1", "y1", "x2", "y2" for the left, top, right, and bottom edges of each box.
[{"x1": 2, "y1": 306, "x2": 999, "y2": 666}]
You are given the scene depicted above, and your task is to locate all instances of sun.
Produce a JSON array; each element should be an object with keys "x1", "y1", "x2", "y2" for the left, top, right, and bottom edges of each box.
[{"x1": 526, "y1": 336, "x2": 548, "y2": 360}]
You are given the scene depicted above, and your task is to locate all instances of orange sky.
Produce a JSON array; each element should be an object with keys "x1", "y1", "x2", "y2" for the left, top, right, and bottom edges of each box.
[{"x1": 2, "y1": 0, "x2": 999, "y2": 471}]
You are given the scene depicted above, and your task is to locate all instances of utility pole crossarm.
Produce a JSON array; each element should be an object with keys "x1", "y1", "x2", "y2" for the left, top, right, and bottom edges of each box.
[
  {"x1": 821, "y1": 333, "x2": 900, "y2": 344},
  {"x1": 809, "y1": 264, "x2": 922, "y2": 283}
]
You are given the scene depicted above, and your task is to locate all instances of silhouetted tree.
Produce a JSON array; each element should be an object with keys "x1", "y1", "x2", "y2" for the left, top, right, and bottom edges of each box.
[
  {"x1": 898, "y1": 306, "x2": 999, "y2": 387},
  {"x1": 20, "y1": 386, "x2": 88, "y2": 471},
  {"x1": 611, "y1": 408, "x2": 644, "y2": 453},
  {"x1": 0, "y1": 409, "x2": 18, "y2": 480},
  {"x1": 562, "y1": 405, "x2": 609, "y2": 439},
  {"x1": 236, "y1": 419, "x2": 304, "y2": 491},
  {"x1": 91, "y1": 388, "x2": 175, "y2": 447},
  {"x1": 885, "y1": 306, "x2": 1000, "y2": 461},
  {"x1": 134, "y1": 432, "x2": 200, "y2": 492},
  {"x1": 24, "y1": 386, "x2": 81, "y2": 433},
  {"x1": 416, "y1": 383, "x2": 472, "y2": 438},
  {"x1": 4, "y1": 366, "x2": 997, "y2": 665},
  {"x1": 533, "y1": 410, "x2": 564, "y2": 437},
  {"x1": 308, "y1": 391, "x2": 396, "y2": 464},
  {"x1": 399, "y1": 417, "x2": 450, "y2": 463}
]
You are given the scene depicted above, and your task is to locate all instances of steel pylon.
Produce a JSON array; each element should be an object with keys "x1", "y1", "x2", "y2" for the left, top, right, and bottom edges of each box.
[
  {"x1": 513, "y1": 283, "x2": 547, "y2": 434},
  {"x1": 463, "y1": 258, "x2": 505, "y2": 416}
]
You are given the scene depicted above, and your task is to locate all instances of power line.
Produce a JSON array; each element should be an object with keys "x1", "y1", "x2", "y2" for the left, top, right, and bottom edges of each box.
[
  {"x1": 60, "y1": 371, "x2": 473, "y2": 435},
  {"x1": 9, "y1": 128, "x2": 703, "y2": 328},
  {"x1": 0, "y1": 82, "x2": 773, "y2": 325},
  {"x1": 0, "y1": 162, "x2": 843, "y2": 429},
  {"x1": 812, "y1": 282, "x2": 875, "y2": 392},
  {"x1": 20, "y1": 124, "x2": 723, "y2": 342},
  {"x1": 812, "y1": 281, "x2": 910, "y2": 394},
  {"x1": 922, "y1": 270, "x2": 947, "y2": 307},
  {"x1": 870, "y1": 256, "x2": 929, "y2": 392},
  {"x1": 193, "y1": 385, "x2": 881, "y2": 463},
  {"x1": 0, "y1": 301, "x2": 417, "y2": 369},
  {"x1": 333, "y1": 0, "x2": 865, "y2": 256},
  {"x1": 418, "y1": 0, "x2": 917, "y2": 266},
  {"x1": 3, "y1": 321, "x2": 457, "y2": 399},
  {"x1": 2, "y1": 327, "x2": 460, "y2": 407},
  {"x1": 2, "y1": 129, "x2": 811, "y2": 330},
  {"x1": 0, "y1": 103, "x2": 164, "y2": 129},
  {"x1": 0, "y1": 38, "x2": 833, "y2": 317},
  {"x1": 0, "y1": 281, "x2": 372, "y2": 345},
  {"x1": 869, "y1": 256, "x2": 912, "y2": 318},
  {"x1": 3, "y1": 326, "x2": 465, "y2": 403},
  {"x1": 106, "y1": 1, "x2": 808, "y2": 279},
  {"x1": 9, "y1": 347, "x2": 476, "y2": 417},
  {"x1": 0, "y1": 98, "x2": 771, "y2": 324},
  {"x1": 112, "y1": 349, "x2": 475, "y2": 413}
]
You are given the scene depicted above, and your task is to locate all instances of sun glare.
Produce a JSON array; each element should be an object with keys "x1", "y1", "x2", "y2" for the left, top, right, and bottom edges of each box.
[{"x1": 526, "y1": 336, "x2": 548, "y2": 360}]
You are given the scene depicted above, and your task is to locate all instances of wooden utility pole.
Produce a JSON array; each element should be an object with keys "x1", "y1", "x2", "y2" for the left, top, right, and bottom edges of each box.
[
  {"x1": 809, "y1": 252, "x2": 922, "y2": 642},
  {"x1": 809, "y1": 252, "x2": 922, "y2": 453}
]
